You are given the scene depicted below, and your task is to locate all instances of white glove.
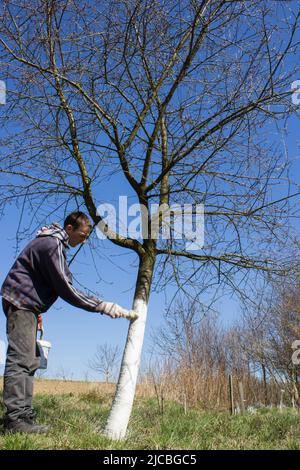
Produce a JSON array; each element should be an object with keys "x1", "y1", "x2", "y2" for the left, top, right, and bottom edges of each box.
[
  {"x1": 96, "y1": 301, "x2": 138, "y2": 320},
  {"x1": 126, "y1": 309, "x2": 139, "y2": 321}
]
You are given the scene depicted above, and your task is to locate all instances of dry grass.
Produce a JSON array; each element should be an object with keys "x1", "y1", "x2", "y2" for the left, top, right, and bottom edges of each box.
[
  {"x1": 0, "y1": 376, "x2": 113, "y2": 396},
  {"x1": 0, "y1": 376, "x2": 154, "y2": 398},
  {"x1": 0, "y1": 368, "x2": 288, "y2": 412}
]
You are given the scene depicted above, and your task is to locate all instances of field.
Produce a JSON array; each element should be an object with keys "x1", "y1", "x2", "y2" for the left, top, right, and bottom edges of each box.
[{"x1": 0, "y1": 378, "x2": 300, "y2": 450}]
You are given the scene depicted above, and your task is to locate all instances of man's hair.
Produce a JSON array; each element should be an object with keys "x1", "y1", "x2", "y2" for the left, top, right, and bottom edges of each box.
[{"x1": 64, "y1": 211, "x2": 92, "y2": 230}]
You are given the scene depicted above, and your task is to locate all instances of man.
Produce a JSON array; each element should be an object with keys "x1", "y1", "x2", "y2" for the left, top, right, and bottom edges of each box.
[{"x1": 1, "y1": 211, "x2": 137, "y2": 435}]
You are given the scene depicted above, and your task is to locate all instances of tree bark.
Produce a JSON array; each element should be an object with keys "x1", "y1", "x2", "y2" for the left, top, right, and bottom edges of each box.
[{"x1": 104, "y1": 250, "x2": 155, "y2": 439}]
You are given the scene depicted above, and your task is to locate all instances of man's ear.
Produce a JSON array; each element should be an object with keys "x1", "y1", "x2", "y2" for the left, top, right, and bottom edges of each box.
[{"x1": 65, "y1": 224, "x2": 73, "y2": 233}]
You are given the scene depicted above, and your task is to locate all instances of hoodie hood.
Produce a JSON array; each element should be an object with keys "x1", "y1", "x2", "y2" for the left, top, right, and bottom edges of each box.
[{"x1": 36, "y1": 222, "x2": 69, "y2": 248}]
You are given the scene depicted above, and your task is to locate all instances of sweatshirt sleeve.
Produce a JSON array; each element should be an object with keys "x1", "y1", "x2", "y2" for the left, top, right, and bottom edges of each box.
[{"x1": 42, "y1": 238, "x2": 100, "y2": 312}]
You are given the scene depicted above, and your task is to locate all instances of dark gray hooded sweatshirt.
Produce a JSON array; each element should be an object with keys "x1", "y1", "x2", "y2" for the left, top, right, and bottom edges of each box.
[{"x1": 1, "y1": 223, "x2": 100, "y2": 313}]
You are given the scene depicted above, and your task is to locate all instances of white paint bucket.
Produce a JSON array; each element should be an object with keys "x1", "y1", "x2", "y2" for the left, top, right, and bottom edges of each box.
[{"x1": 37, "y1": 339, "x2": 52, "y2": 370}]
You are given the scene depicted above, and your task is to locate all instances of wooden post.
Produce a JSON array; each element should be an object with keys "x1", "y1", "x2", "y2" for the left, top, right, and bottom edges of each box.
[
  {"x1": 238, "y1": 381, "x2": 245, "y2": 413},
  {"x1": 183, "y1": 392, "x2": 187, "y2": 415},
  {"x1": 293, "y1": 382, "x2": 299, "y2": 410},
  {"x1": 229, "y1": 374, "x2": 234, "y2": 415},
  {"x1": 262, "y1": 363, "x2": 268, "y2": 406},
  {"x1": 279, "y1": 389, "x2": 284, "y2": 413},
  {"x1": 161, "y1": 389, "x2": 164, "y2": 416}
]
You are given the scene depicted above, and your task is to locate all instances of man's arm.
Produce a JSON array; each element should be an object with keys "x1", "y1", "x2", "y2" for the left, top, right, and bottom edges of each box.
[{"x1": 42, "y1": 238, "x2": 136, "y2": 318}]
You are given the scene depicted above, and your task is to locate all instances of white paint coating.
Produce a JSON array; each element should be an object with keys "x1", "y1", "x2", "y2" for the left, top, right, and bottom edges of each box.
[{"x1": 103, "y1": 298, "x2": 148, "y2": 440}]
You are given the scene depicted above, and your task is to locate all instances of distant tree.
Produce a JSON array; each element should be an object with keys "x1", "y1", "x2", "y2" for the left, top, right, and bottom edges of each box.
[
  {"x1": 55, "y1": 366, "x2": 74, "y2": 382},
  {"x1": 153, "y1": 298, "x2": 225, "y2": 369},
  {"x1": 88, "y1": 343, "x2": 120, "y2": 383},
  {"x1": 240, "y1": 280, "x2": 300, "y2": 403}
]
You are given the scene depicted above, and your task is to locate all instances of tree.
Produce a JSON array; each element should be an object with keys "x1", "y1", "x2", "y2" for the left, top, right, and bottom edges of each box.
[
  {"x1": 240, "y1": 279, "x2": 300, "y2": 404},
  {"x1": 153, "y1": 297, "x2": 225, "y2": 369},
  {"x1": 88, "y1": 343, "x2": 120, "y2": 383},
  {"x1": 1, "y1": 0, "x2": 300, "y2": 438}
]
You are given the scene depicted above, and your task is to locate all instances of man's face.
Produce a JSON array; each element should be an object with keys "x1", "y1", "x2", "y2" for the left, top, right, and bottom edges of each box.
[{"x1": 65, "y1": 222, "x2": 91, "y2": 247}]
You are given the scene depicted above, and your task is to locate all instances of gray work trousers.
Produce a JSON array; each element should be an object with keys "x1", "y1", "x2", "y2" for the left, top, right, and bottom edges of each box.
[{"x1": 2, "y1": 298, "x2": 41, "y2": 421}]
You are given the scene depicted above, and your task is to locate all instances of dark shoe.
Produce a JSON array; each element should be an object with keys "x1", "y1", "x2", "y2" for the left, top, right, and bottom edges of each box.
[
  {"x1": 23, "y1": 412, "x2": 50, "y2": 433},
  {"x1": 23, "y1": 409, "x2": 37, "y2": 424},
  {"x1": 4, "y1": 418, "x2": 50, "y2": 435}
]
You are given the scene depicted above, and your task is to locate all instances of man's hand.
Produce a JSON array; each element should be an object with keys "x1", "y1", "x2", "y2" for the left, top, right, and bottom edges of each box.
[
  {"x1": 96, "y1": 301, "x2": 138, "y2": 320},
  {"x1": 37, "y1": 314, "x2": 44, "y2": 335},
  {"x1": 126, "y1": 309, "x2": 139, "y2": 321}
]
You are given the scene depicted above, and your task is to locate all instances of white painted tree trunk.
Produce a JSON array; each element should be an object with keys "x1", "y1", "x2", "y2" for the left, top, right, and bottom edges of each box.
[{"x1": 103, "y1": 297, "x2": 148, "y2": 440}]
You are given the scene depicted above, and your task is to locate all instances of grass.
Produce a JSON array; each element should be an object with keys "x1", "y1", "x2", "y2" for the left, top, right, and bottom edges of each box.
[{"x1": 0, "y1": 391, "x2": 300, "y2": 450}]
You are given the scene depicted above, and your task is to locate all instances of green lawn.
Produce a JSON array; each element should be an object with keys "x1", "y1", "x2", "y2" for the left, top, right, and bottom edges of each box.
[{"x1": 0, "y1": 391, "x2": 300, "y2": 450}]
